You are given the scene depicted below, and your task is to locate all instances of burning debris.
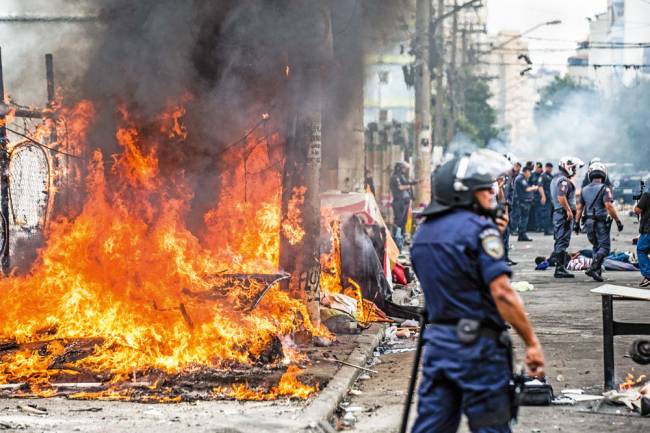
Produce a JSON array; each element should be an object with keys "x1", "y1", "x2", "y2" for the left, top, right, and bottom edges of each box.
[
  {"x1": 602, "y1": 374, "x2": 650, "y2": 415},
  {"x1": 0, "y1": 99, "x2": 323, "y2": 401},
  {"x1": 0, "y1": 0, "x2": 412, "y2": 404}
]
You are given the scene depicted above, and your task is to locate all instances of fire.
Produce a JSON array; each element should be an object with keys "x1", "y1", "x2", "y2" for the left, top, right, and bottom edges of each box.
[
  {"x1": 216, "y1": 366, "x2": 317, "y2": 401},
  {"x1": 0, "y1": 98, "x2": 318, "y2": 400},
  {"x1": 319, "y1": 211, "x2": 390, "y2": 325},
  {"x1": 282, "y1": 186, "x2": 307, "y2": 245},
  {"x1": 620, "y1": 372, "x2": 648, "y2": 391},
  {"x1": 320, "y1": 209, "x2": 343, "y2": 294},
  {"x1": 0, "y1": 105, "x2": 16, "y2": 127}
]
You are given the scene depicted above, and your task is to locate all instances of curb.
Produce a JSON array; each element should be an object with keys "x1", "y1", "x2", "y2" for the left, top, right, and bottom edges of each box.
[{"x1": 300, "y1": 324, "x2": 386, "y2": 432}]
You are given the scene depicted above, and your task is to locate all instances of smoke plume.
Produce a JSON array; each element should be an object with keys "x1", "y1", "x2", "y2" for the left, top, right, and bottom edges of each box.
[{"x1": 519, "y1": 80, "x2": 650, "y2": 174}]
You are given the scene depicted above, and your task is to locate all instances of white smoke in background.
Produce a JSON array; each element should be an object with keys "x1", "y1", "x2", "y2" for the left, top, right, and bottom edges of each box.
[
  {"x1": 527, "y1": 90, "x2": 625, "y2": 165},
  {"x1": 514, "y1": 79, "x2": 650, "y2": 177},
  {"x1": 445, "y1": 132, "x2": 480, "y2": 157}
]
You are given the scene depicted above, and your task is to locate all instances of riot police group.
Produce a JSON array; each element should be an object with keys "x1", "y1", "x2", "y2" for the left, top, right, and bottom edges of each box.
[
  {"x1": 407, "y1": 150, "x2": 626, "y2": 433},
  {"x1": 499, "y1": 156, "x2": 624, "y2": 281}
]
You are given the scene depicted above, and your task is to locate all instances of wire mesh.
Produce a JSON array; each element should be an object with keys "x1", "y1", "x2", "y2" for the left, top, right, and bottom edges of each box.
[{"x1": 8, "y1": 143, "x2": 50, "y2": 230}]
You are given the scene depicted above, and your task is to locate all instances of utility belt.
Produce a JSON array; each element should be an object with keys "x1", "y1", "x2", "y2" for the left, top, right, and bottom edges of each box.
[
  {"x1": 431, "y1": 317, "x2": 519, "y2": 421},
  {"x1": 584, "y1": 215, "x2": 610, "y2": 224},
  {"x1": 429, "y1": 318, "x2": 511, "y2": 347}
]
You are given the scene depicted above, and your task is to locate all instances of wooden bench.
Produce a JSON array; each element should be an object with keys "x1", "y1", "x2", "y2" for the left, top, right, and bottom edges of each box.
[{"x1": 591, "y1": 285, "x2": 650, "y2": 390}]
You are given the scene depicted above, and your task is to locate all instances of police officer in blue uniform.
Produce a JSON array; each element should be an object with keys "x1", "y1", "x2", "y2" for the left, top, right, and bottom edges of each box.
[
  {"x1": 550, "y1": 156, "x2": 584, "y2": 279},
  {"x1": 539, "y1": 163, "x2": 554, "y2": 235},
  {"x1": 507, "y1": 162, "x2": 521, "y2": 236},
  {"x1": 575, "y1": 161, "x2": 623, "y2": 282},
  {"x1": 528, "y1": 162, "x2": 548, "y2": 233},
  {"x1": 411, "y1": 149, "x2": 545, "y2": 433},
  {"x1": 514, "y1": 166, "x2": 538, "y2": 242}
]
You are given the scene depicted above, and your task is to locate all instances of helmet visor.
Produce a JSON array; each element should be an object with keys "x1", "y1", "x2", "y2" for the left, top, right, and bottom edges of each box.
[{"x1": 457, "y1": 149, "x2": 512, "y2": 183}]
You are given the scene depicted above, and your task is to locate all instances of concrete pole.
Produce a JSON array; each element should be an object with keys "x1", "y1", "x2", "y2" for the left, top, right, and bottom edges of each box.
[
  {"x1": 322, "y1": 0, "x2": 364, "y2": 192},
  {"x1": 447, "y1": 0, "x2": 459, "y2": 143},
  {"x1": 434, "y1": 0, "x2": 446, "y2": 156},
  {"x1": 458, "y1": 26, "x2": 468, "y2": 119},
  {"x1": 413, "y1": 0, "x2": 432, "y2": 206},
  {"x1": 280, "y1": 2, "x2": 333, "y2": 331}
]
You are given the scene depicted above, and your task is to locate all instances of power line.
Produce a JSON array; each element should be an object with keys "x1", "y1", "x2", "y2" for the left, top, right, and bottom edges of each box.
[
  {"x1": 5, "y1": 126, "x2": 83, "y2": 159},
  {"x1": 479, "y1": 62, "x2": 650, "y2": 69}
]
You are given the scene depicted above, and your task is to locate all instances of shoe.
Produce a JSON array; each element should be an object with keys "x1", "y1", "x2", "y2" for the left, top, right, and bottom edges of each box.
[
  {"x1": 554, "y1": 265, "x2": 575, "y2": 279},
  {"x1": 586, "y1": 268, "x2": 604, "y2": 282},
  {"x1": 641, "y1": 278, "x2": 650, "y2": 288},
  {"x1": 506, "y1": 259, "x2": 518, "y2": 266},
  {"x1": 518, "y1": 235, "x2": 533, "y2": 242}
]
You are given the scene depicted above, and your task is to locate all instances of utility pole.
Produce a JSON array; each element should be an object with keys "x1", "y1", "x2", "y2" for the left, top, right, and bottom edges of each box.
[
  {"x1": 447, "y1": 0, "x2": 459, "y2": 143},
  {"x1": 413, "y1": 0, "x2": 432, "y2": 205},
  {"x1": 457, "y1": 25, "x2": 468, "y2": 119},
  {"x1": 433, "y1": 0, "x2": 446, "y2": 155},
  {"x1": 280, "y1": 1, "x2": 333, "y2": 332}
]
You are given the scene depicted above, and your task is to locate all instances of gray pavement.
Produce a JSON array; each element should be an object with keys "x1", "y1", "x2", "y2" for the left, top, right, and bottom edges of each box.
[{"x1": 344, "y1": 213, "x2": 650, "y2": 433}]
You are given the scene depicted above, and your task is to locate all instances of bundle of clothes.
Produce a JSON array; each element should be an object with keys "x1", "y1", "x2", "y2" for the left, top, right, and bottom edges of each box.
[{"x1": 535, "y1": 250, "x2": 640, "y2": 272}]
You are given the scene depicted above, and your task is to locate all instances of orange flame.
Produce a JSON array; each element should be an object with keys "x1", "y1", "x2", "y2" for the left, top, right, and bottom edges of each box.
[
  {"x1": 320, "y1": 209, "x2": 343, "y2": 294},
  {"x1": 620, "y1": 373, "x2": 647, "y2": 391},
  {"x1": 0, "y1": 99, "x2": 318, "y2": 399},
  {"x1": 216, "y1": 366, "x2": 317, "y2": 401},
  {"x1": 282, "y1": 186, "x2": 307, "y2": 245}
]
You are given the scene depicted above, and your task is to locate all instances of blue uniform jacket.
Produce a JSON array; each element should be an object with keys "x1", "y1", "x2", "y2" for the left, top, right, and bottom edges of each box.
[
  {"x1": 411, "y1": 209, "x2": 512, "y2": 330},
  {"x1": 515, "y1": 174, "x2": 534, "y2": 203}
]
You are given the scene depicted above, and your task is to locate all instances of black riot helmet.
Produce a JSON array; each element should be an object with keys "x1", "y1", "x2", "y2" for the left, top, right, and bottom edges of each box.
[{"x1": 421, "y1": 149, "x2": 511, "y2": 217}]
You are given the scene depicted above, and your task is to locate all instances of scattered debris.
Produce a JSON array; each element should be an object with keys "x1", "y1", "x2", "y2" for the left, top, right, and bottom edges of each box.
[
  {"x1": 602, "y1": 378, "x2": 650, "y2": 415},
  {"x1": 512, "y1": 281, "x2": 535, "y2": 292},
  {"x1": 315, "y1": 356, "x2": 377, "y2": 374},
  {"x1": 379, "y1": 347, "x2": 417, "y2": 355},
  {"x1": 395, "y1": 329, "x2": 412, "y2": 339},
  {"x1": 348, "y1": 389, "x2": 363, "y2": 396},
  {"x1": 400, "y1": 319, "x2": 419, "y2": 328},
  {"x1": 17, "y1": 404, "x2": 47, "y2": 416},
  {"x1": 69, "y1": 407, "x2": 103, "y2": 412},
  {"x1": 340, "y1": 411, "x2": 357, "y2": 427}
]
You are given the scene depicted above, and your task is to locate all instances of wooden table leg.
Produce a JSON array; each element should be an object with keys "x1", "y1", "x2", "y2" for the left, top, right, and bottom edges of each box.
[{"x1": 602, "y1": 295, "x2": 615, "y2": 390}]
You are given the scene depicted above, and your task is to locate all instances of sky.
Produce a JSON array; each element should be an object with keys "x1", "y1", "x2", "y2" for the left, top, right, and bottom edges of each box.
[{"x1": 487, "y1": 0, "x2": 608, "y2": 71}]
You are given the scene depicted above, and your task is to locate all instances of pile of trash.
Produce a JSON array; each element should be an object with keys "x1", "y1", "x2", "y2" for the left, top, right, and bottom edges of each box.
[
  {"x1": 550, "y1": 375, "x2": 650, "y2": 417},
  {"x1": 602, "y1": 375, "x2": 650, "y2": 415}
]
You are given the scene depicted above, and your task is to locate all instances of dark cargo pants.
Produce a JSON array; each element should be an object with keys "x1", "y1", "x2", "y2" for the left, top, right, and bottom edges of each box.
[
  {"x1": 412, "y1": 326, "x2": 512, "y2": 433},
  {"x1": 553, "y1": 209, "x2": 574, "y2": 257}
]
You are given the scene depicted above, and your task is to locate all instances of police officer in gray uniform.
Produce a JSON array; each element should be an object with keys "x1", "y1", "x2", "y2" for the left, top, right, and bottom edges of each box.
[
  {"x1": 575, "y1": 161, "x2": 624, "y2": 282},
  {"x1": 550, "y1": 157, "x2": 584, "y2": 279}
]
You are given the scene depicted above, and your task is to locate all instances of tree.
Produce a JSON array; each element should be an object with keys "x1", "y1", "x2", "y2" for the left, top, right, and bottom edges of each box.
[
  {"x1": 535, "y1": 76, "x2": 594, "y2": 121},
  {"x1": 456, "y1": 77, "x2": 500, "y2": 146}
]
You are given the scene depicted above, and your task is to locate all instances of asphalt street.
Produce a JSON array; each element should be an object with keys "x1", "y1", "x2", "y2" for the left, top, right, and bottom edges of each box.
[{"x1": 345, "y1": 213, "x2": 650, "y2": 433}]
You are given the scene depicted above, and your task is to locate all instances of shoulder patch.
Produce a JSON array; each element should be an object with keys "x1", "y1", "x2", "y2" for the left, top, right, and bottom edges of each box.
[
  {"x1": 479, "y1": 227, "x2": 501, "y2": 239},
  {"x1": 479, "y1": 228, "x2": 504, "y2": 260}
]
